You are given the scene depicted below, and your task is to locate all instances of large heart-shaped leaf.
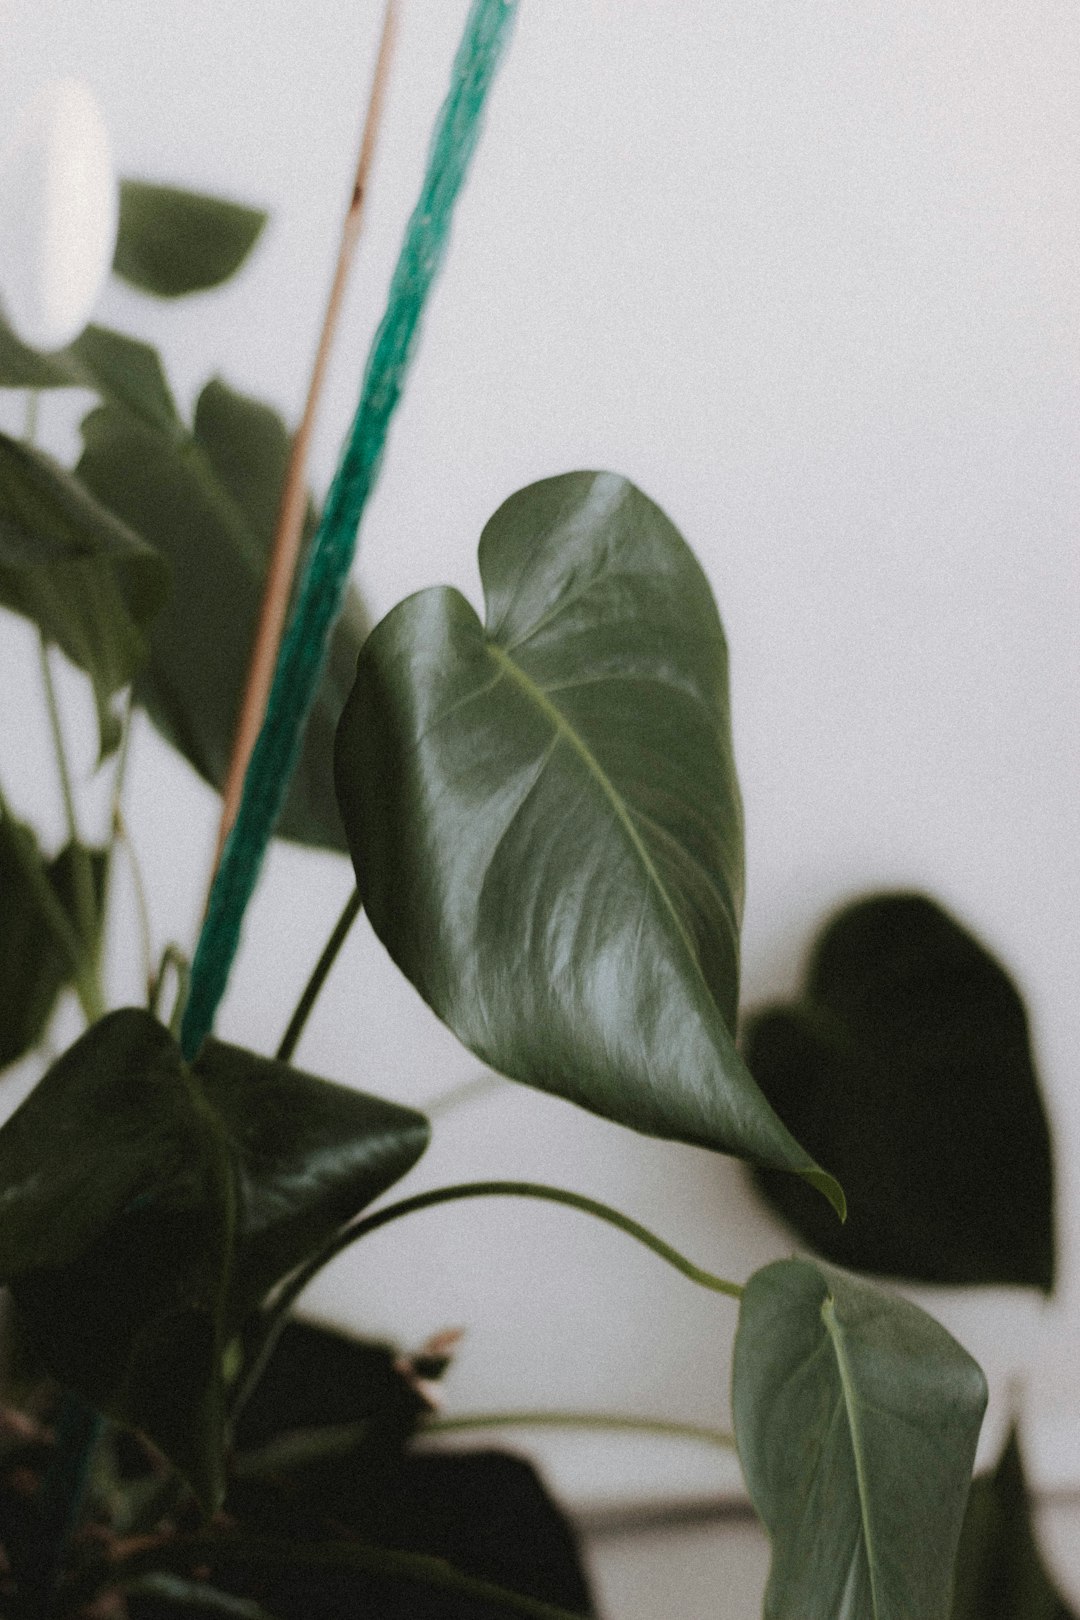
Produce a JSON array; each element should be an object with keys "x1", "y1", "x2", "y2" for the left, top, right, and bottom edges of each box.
[
  {"x1": 0, "y1": 811, "x2": 105, "y2": 1069},
  {"x1": 0, "y1": 432, "x2": 170, "y2": 753},
  {"x1": 113, "y1": 180, "x2": 267, "y2": 298},
  {"x1": 0, "y1": 313, "x2": 180, "y2": 434},
  {"x1": 733, "y1": 1258, "x2": 987, "y2": 1620},
  {"x1": 0, "y1": 1010, "x2": 429, "y2": 1508},
  {"x1": 76, "y1": 384, "x2": 369, "y2": 850},
  {"x1": 747, "y1": 893, "x2": 1055, "y2": 1291},
  {"x1": 951, "y1": 1431, "x2": 1076, "y2": 1620},
  {"x1": 334, "y1": 471, "x2": 839, "y2": 1204}
]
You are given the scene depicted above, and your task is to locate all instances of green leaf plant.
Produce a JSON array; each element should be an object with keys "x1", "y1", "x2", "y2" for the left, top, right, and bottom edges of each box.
[{"x1": 0, "y1": 6, "x2": 1029, "y2": 1618}]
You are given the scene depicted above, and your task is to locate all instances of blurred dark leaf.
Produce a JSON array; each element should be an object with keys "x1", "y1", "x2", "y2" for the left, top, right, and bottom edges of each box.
[
  {"x1": 77, "y1": 385, "x2": 368, "y2": 850},
  {"x1": 748, "y1": 892, "x2": 1055, "y2": 1290},
  {"x1": 0, "y1": 813, "x2": 105, "y2": 1070},
  {"x1": 114, "y1": 181, "x2": 267, "y2": 298},
  {"x1": 0, "y1": 432, "x2": 169, "y2": 753},
  {"x1": 952, "y1": 1431, "x2": 1076, "y2": 1620}
]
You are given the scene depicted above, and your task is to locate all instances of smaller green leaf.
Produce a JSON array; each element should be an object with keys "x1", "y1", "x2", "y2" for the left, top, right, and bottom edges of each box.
[
  {"x1": 0, "y1": 814, "x2": 105, "y2": 1069},
  {"x1": 951, "y1": 1431, "x2": 1077, "y2": 1620},
  {"x1": 114, "y1": 181, "x2": 267, "y2": 298},
  {"x1": 0, "y1": 432, "x2": 170, "y2": 754},
  {"x1": 733, "y1": 1257, "x2": 987, "y2": 1620},
  {"x1": 747, "y1": 893, "x2": 1055, "y2": 1291},
  {"x1": 0, "y1": 1011, "x2": 429, "y2": 1509}
]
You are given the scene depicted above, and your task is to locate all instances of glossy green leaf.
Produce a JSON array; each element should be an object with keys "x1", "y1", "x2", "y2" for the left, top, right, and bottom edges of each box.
[
  {"x1": 951, "y1": 1431, "x2": 1076, "y2": 1620},
  {"x1": 113, "y1": 181, "x2": 267, "y2": 298},
  {"x1": 334, "y1": 470, "x2": 839, "y2": 1202},
  {"x1": 0, "y1": 432, "x2": 170, "y2": 753},
  {"x1": 747, "y1": 893, "x2": 1055, "y2": 1291},
  {"x1": 195, "y1": 1035, "x2": 431, "y2": 1322},
  {"x1": 733, "y1": 1257, "x2": 987, "y2": 1620},
  {"x1": 0, "y1": 813, "x2": 105, "y2": 1069},
  {"x1": 0, "y1": 1010, "x2": 429, "y2": 1508},
  {"x1": 0, "y1": 315, "x2": 180, "y2": 436},
  {"x1": 76, "y1": 384, "x2": 369, "y2": 850}
]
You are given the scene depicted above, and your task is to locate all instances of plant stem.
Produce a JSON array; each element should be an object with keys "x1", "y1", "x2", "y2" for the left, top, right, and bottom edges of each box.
[
  {"x1": 233, "y1": 1181, "x2": 742, "y2": 1428},
  {"x1": 210, "y1": 0, "x2": 399, "y2": 879},
  {"x1": 276, "y1": 887, "x2": 362, "y2": 1062},
  {"x1": 73, "y1": 1533, "x2": 590, "y2": 1620},
  {"x1": 283, "y1": 1181, "x2": 742, "y2": 1319},
  {"x1": 423, "y1": 1411, "x2": 736, "y2": 1449},
  {"x1": 114, "y1": 808, "x2": 155, "y2": 1004},
  {"x1": 37, "y1": 635, "x2": 98, "y2": 957}
]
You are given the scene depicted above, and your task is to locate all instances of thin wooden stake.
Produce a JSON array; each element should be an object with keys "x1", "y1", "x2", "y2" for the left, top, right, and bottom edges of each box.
[{"x1": 210, "y1": 0, "x2": 399, "y2": 877}]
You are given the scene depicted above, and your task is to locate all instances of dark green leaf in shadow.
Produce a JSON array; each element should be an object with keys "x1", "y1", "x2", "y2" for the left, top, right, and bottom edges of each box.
[
  {"x1": 733, "y1": 1257, "x2": 987, "y2": 1620},
  {"x1": 0, "y1": 433, "x2": 170, "y2": 753},
  {"x1": 76, "y1": 386, "x2": 368, "y2": 849},
  {"x1": 334, "y1": 471, "x2": 839, "y2": 1204},
  {"x1": 0, "y1": 812, "x2": 106, "y2": 1069},
  {"x1": 0, "y1": 1011, "x2": 233, "y2": 1509},
  {"x1": 0, "y1": 1011, "x2": 428, "y2": 1509},
  {"x1": 114, "y1": 181, "x2": 267, "y2": 298},
  {"x1": 195, "y1": 1036, "x2": 430, "y2": 1323},
  {"x1": 747, "y1": 893, "x2": 1055, "y2": 1290},
  {"x1": 951, "y1": 1430, "x2": 1076, "y2": 1620},
  {"x1": 0, "y1": 314, "x2": 180, "y2": 436}
]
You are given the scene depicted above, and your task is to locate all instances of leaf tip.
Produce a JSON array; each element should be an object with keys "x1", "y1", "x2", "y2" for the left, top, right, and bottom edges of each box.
[{"x1": 802, "y1": 1165, "x2": 846, "y2": 1222}]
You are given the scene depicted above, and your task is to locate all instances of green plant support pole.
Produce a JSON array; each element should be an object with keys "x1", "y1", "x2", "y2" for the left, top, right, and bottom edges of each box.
[{"x1": 181, "y1": 0, "x2": 519, "y2": 1060}]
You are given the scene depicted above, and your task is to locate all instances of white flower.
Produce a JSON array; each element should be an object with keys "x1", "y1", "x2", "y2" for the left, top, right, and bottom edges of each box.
[{"x1": 0, "y1": 77, "x2": 118, "y2": 352}]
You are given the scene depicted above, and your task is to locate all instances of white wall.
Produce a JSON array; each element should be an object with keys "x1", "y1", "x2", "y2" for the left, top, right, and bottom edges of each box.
[{"x1": 1, "y1": 0, "x2": 1078, "y2": 1552}]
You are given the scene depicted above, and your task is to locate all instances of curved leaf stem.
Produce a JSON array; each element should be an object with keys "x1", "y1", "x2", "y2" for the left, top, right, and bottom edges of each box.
[
  {"x1": 232, "y1": 1181, "x2": 741, "y2": 1428},
  {"x1": 276, "y1": 887, "x2": 361, "y2": 1063},
  {"x1": 282, "y1": 1181, "x2": 743, "y2": 1317},
  {"x1": 71, "y1": 1533, "x2": 590, "y2": 1620},
  {"x1": 99, "y1": 695, "x2": 134, "y2": 974},
  {"x1": 424, "y1": 1410, "x2": 736, "y2": 1448}
]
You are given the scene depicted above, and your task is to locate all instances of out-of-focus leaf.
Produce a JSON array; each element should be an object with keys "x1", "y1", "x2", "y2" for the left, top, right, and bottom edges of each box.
[
  {"x1": 77, "y1": 385, "x2": 368, "y2": 849},
  {"x1": 748, "y1": 893, "x2": 1055, "y2": 1291},
  {"x1": 0, "y1": 1011, "x2": 429, "y2": 1509},
  {"x1": 113, "y1": 181, "x2": 267, "y2": 298},
  {"x1": 0, "y1": 812, "x2": 105, "y2": 1069},
  {"x1": 0, "y1": 312, "x2": 180, "y2": 437},
  {"x1": 69, "y1": 325, "x2": 180, "y2": 433},
  {"x1": 335, "y1": 470, "x2": 839, "y2": 1204},
  {"x1": 951, "y1": 1431, "x2": 1076, "y2": 1620},
  {"x1": 0, "y1": 431, "x2": 170, "y2": 753},
  {"x1": 733, "y1": 1257, "x2": 987, "y2": 1620}
]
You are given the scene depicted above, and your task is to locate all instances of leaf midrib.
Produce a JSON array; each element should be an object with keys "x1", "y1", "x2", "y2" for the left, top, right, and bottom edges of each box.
[
  {"x1": 822, "y1": 1295, "x2": 882, "y2": 1619},
  {"x1": 486, "y1": 642, "x2": 714, "y2": 1005}
]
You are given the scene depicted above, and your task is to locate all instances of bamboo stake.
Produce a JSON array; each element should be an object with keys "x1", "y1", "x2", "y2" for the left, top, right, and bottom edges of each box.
[{"x1": 210, "y1": 0, "x2": 399, "y2": 877}]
